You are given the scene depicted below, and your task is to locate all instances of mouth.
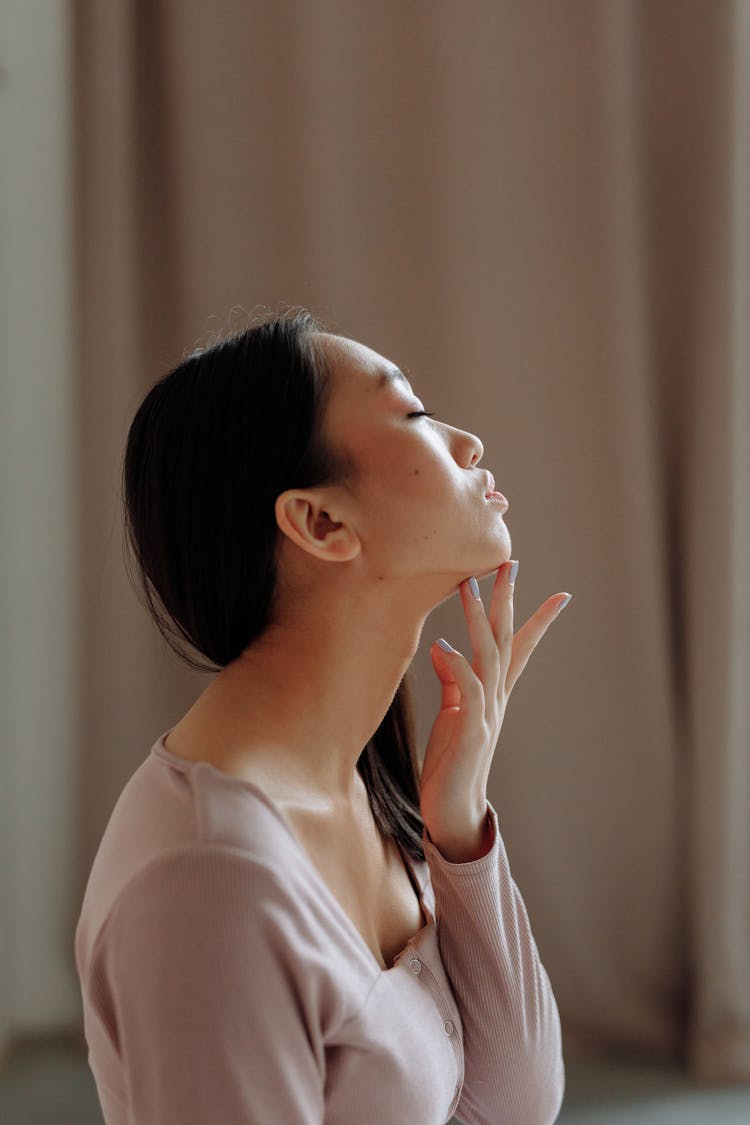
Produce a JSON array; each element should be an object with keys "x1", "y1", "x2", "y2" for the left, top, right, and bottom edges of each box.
[{"x1": 484, "y1": 472, "x2": 508, "y2": 506}]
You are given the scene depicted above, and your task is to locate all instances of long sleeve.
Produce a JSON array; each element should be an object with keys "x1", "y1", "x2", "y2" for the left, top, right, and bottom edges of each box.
[
  {"x1": 88, "y1": 847, "x2": 327, "y2": 1124},
  {"x1": 423, "y1": 801, "x2": 565, "y2": 1125}
]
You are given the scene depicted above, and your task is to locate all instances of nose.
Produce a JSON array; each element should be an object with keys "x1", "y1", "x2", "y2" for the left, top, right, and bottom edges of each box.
[
  {"x1": 468, "y1": 434, "x2": 484, "y2": 468},
  {"x1": 447, "y1": 422, "x2": 484, "y2": 469}
]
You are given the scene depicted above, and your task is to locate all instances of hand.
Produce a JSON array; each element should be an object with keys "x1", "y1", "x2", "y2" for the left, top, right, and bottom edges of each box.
[{"x1": 420, "y1": 561, "x2": 571, "y2": 857}]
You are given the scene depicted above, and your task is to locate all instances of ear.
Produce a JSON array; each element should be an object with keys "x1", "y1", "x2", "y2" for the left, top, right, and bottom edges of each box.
[{"x1": 274, "y1": 489, "x2": 361, "y2": 563}]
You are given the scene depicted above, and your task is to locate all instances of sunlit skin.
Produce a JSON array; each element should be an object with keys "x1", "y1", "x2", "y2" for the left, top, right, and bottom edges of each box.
[{"x1": 170, "y1": 332, "x2": 569, "y2": 851}]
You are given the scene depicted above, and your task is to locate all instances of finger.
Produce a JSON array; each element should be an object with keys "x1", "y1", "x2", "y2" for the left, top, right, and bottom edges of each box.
[
  {"x1": 459, "y1": 577, "x2": 501, "y2": 718},
  {"x1": 507, "y1": 593, "x2": 571, "y2": 694},
  {"x1": 430, "y1": 639, "x2": 461, "y2": 710},
  {"x1": 487, "y1": 560, "x2": 515, "y2": 685},
  {"x1": 430, "y1": 638, "x2": 485, "y2": 725}
]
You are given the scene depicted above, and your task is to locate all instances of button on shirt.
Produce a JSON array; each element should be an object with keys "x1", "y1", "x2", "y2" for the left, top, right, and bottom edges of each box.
[{"x1": 74, "y1": 730, "x2": 565, "y2": 1124}]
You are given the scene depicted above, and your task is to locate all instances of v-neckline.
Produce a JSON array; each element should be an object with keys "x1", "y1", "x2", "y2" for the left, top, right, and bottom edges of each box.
[{"x1": 152, "y1": 730, "x2": 432, "y2": 973}]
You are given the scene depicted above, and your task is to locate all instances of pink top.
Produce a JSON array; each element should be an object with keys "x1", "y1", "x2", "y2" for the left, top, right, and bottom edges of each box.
[{"x1": 74, "y1": 729, "x2": 565, "y2": 1124}]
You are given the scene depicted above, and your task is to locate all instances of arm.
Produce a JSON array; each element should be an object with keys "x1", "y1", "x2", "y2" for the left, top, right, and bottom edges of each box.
[
  {"x1": 420, "y1": 567, "x2": 571, "y2": 1122},
  {"x1": 424, "y1": 801, "x2": 565, "y2": 1125},
  {"x1": 94, "y1": 848, "x2": 326, "y2": 1124}
]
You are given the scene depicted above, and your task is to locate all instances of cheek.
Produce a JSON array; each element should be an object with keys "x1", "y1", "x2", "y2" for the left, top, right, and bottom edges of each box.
[
  {"x1": 358, "y1": 461, "x2": 429, "y2": 538},
  {"x1": 362, "y1": 437, "x2": 424, "y2": 491},
  {"x1": 360, "y1": 433, "x2": 452, "y2": 516},
  {"x1": 381, "y1": 463, "x2": 460, "y2": 534},
  {"x1": 405, "y1": 453, "x2": 459, "y2": 501},
  {"x1": 382, "y1": 461, "x2": 442, "y2": 507}
]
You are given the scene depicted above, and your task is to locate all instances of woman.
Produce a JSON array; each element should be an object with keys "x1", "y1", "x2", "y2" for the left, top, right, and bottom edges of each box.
[{"x1": 75, "y1": 307, "x2": 570, "y2": 1124}]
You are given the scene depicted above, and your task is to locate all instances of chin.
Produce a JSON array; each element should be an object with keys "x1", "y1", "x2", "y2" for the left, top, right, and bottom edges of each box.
[{"x1": 478, "y1": 554, "x2": 512, "y2": 580}]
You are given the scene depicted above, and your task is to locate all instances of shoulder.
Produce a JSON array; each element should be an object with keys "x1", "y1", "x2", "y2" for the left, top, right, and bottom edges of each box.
[
  {"x1": 87, "y1": 843, "x2": 366, "y2": 1050},
  {"x1": 86, "y1": 845, "x2": 339, "y2": 1019},
  {"x1": 101, "y1": 843, "x2": 321, "y2": 956}
]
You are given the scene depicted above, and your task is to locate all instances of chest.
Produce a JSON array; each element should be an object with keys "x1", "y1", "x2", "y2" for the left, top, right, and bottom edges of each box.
[
  {"x1": 161, "y1": 724, "x2": 427, "y2": 970},
  {"x1": 285, "y1": 809, "x2": 428, "y2": 971}
]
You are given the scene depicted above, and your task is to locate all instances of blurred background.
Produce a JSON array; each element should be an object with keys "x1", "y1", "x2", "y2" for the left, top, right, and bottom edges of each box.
[{"x1": 2, "y1": 1, "x2": 750, "y2": 1121}]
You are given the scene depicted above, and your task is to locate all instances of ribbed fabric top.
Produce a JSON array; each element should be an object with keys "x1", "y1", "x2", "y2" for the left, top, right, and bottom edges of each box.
[{"x1": 74, "y1": 728, "x2": 565, "y2": 1124}]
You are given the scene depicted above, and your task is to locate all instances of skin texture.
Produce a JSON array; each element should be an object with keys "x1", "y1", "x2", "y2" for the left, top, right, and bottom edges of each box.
[{"x1": 170, "y1": 332, "x2": 570, "y2": 854}]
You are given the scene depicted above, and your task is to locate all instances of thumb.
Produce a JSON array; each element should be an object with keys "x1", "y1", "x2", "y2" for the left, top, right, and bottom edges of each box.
[
  {"x1": 430, "y1": 638, "x2": 462, "y2": 706},
  {"x1": 431, "y1": 636, "x2": 460, "y2": 668}
]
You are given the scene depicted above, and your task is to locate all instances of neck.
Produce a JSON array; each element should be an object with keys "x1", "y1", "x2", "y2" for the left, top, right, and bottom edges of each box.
[{"x1": 196, "y1": 577, "x2": 443, "y2": 803}]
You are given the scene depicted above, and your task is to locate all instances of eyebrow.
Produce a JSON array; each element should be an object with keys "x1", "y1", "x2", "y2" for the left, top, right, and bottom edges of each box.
[{"x1": 376, "y1": 367, "x2": 412, "y2": 392}]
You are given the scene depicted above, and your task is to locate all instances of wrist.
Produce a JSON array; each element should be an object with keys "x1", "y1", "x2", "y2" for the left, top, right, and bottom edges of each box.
[{"x1": 426, "y1": 805, "x2": 494, "y2": 863}]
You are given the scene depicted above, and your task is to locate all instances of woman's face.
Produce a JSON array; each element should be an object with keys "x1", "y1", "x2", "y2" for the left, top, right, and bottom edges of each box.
[{"x1": 314, "y1": 332, "x2": 511, "y2": 590}]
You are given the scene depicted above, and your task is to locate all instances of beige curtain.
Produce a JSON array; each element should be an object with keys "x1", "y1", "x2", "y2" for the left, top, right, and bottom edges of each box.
[{"x1": 69, "y1": 0, "x2": 750, "y2": 1084}]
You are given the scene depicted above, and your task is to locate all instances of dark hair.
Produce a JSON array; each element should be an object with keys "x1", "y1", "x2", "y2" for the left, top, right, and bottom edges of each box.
[{"x1": 121, "y1": 307, "x2": 426, "y2": 861}]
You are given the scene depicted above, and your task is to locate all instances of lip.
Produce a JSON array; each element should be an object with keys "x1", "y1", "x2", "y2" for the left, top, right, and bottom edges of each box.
[{"x1": 484, "y1": 471, "x2": 508, "y2": 506}]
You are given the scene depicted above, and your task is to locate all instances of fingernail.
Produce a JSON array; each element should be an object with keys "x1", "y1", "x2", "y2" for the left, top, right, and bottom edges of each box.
[
  {"x1": 558, "y1": 593, "x2": 572, "y2": 610},
  {"x1": 468, "y1": 576, "x2": 481, "y2": 600},
  {"x1": 508, "y1": 560, "x2": 519, "y2": 585},
  {"x1": 436, "y1": 638, "x2": 456, "y2": 652}
]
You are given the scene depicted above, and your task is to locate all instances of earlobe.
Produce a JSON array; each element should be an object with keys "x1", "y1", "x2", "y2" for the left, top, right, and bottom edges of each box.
[{"x1": 321, "y1": 530, "x2": 361, "y2": 562}]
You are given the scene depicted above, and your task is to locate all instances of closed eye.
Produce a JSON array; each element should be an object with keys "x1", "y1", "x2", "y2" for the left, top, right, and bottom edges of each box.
[{"x1": 407, "y1": 411, "x2": 437, "y2": 419}]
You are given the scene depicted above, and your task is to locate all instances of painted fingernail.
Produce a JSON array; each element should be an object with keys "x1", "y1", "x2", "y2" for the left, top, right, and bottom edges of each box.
[
  {"x1": 558, "y1": 593, "x2": 572, "y2": 610},
  {"x1": 436, "y1": 637, "x2": 457, "y2": 652},
  {"x1": 468, "y1": 576, "x2": 481, "y2": 600},
  {"x1": 508, "y1": 560, "x2": 519, "y2": 585}
]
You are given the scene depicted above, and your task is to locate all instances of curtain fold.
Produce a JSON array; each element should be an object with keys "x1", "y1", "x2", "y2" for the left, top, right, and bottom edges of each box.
[{"x1": 69, "y1": 0, "x2": 750, "y2": 1083}]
